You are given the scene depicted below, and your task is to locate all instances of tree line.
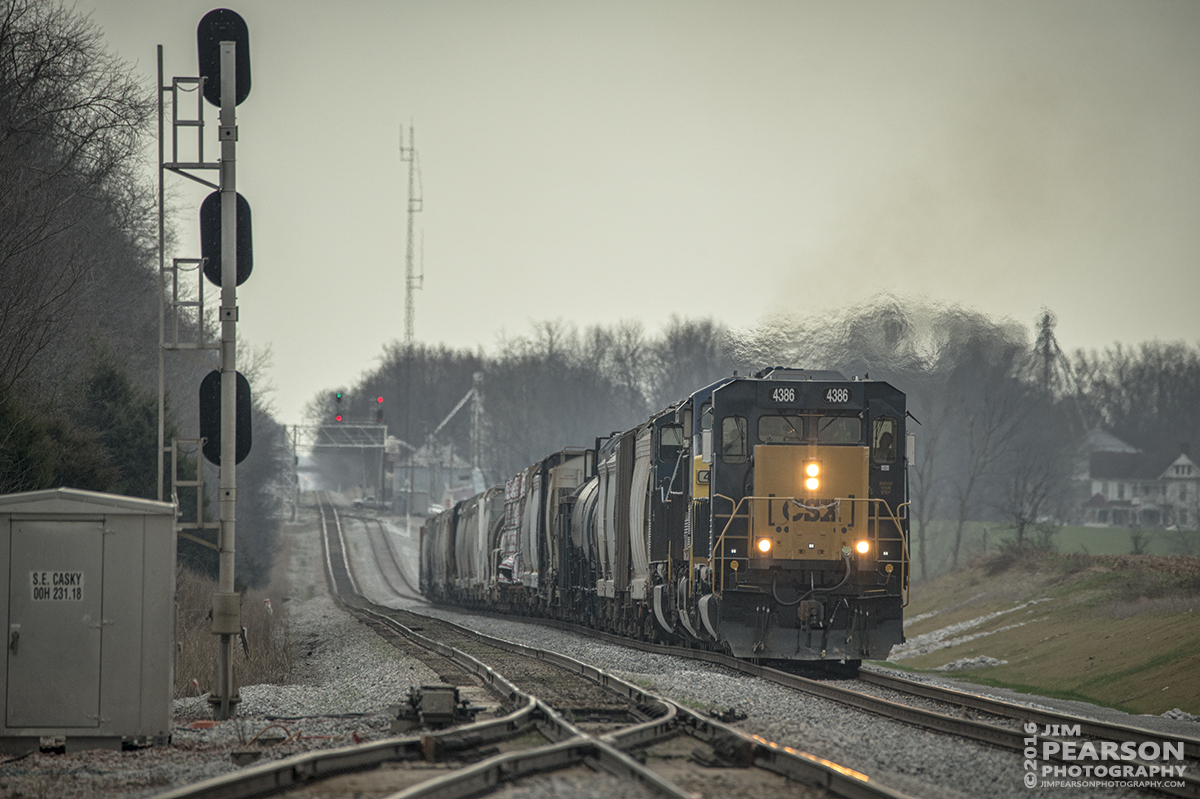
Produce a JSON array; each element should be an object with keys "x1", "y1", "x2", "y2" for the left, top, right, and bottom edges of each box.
[
  {"x1": 306, "y1": 316, "x2": 737, "y2": 484},
  {"x1": 0, "y1": 0, "x2": 288, "y2": 588},
  {"x1": 318, "y1": 297, "x2": 1200, "y2": 579}
]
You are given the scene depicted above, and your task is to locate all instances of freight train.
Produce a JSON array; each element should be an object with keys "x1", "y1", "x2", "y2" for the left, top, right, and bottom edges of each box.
[{"x1": 419, "y1": 368, "x2": 911, "y2": 668}]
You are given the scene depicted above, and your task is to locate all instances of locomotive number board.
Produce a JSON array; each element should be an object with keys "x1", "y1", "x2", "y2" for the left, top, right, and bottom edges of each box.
[{"x1": 762, "y1": 384, "x2": 855, "y2": 406}]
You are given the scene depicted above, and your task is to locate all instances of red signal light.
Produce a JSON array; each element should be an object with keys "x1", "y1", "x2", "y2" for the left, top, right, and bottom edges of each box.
[
  {"x1": 335, "y1": 414, "x2": 343, "y2": 422},
  {"x1": 376, "y1": 396, "x2": 383, "y2": 403}
]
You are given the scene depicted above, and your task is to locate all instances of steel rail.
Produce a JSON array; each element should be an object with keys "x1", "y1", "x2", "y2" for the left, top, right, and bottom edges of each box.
[
  {"x1": 322, "y1": 497, "x2": 700, "y2": 799},
  {"x1": 188, "y1": 496, "x2": 682, "y2": 799},
  {"x1": 328, "y1": 502, "x2": 360, "y2": 596},
  {"x1": 432, "y1": 603, "x2": 1198, "y2": 797},
  {"x1": 856, "y1": 667, "x2": 1200, "y2": 798},
  {"x1": 362, "y1": 603, "x2": 914, "y2": 799},
  {"x1": 382, "y1": 707, "x2": 693, "y2": 799},
  {"x1": 343, "y1": 515, "x2": 424, "y2": 601},
  {"x1": 329, "y1": 495, "x2": 915, "y2": 799},
  {"x1": 154, "y1": 496, "x2": 920, "y2": 799},
  {"x1": 753, "y1": 660, "x2": 1198, "y2": 798},
  {"x1": 859, "y1": 667, "x2": 1200, "y2": 760},
  {"x1": 331, "y1": 496, "x2": 1194, "y2": 797}
]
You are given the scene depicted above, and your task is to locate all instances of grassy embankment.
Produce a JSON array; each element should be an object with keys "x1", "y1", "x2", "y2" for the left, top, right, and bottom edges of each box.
[
  {"x1": 909, "y1": 522, "x2": 1197, "y2": 581},
  {"x1": 890, "y1": 548, "x2": 1200, "y2": 716}
]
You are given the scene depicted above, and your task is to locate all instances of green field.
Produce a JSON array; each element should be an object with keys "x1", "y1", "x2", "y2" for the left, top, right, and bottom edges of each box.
[
  {"x1": 890, "y1": 549, "x2": 1200, "y2": 716},
  {"x1": 909, "y1": 520, "x2": 1197, "y2": 581}
]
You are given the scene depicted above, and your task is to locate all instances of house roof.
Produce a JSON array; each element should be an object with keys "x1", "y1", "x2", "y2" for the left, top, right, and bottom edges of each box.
[{"x1": 1090, "y1": 448, "x2": 1198, "y2": 481}]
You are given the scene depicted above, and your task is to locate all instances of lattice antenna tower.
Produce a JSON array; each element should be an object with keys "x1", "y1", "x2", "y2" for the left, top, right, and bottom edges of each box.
[{"x1": 400, "y1": 124, "x2": 424, "y2": 345}]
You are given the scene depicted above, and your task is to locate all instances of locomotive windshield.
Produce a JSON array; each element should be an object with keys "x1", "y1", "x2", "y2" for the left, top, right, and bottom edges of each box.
[
  {"x1": 758, "y1": 415, "x2": 805, "y2": 443},
  {"x1": 816, "y1": 416, "x2": 861, "y2": 444},
  {"x1": 757, "y1": 414, "x2": 862, "y2": 445}
]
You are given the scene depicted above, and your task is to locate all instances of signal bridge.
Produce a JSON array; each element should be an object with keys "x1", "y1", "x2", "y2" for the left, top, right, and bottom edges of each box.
[{"x1": 294, "y1": 423, "x2": 401, "y2": 451}]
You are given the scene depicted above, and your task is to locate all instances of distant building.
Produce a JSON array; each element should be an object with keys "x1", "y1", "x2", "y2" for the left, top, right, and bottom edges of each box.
[
  {"x1": 386, "y1": 439, "x2": 484, "y2": 516},
  {"x1": 1081, "y1": 435, "x2": 1200, "y2": 529}
]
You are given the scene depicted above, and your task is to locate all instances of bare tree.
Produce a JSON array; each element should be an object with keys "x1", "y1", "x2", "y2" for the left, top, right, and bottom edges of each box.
[
  {"x1": 1071, "y1": 341, "x2": 1200, "y2": 455},
  {"x1": 906, "y1": 378, "x2": 950, "y2": 580},
  {"x1": 647, "y1": 315, "x2": 735, "y2": 408},
  {"x1": 0, "y1": 0, "x2": 153, "y2": 395},
  {"x1": 1000, "y1": 432, "x2": 1071, "y2": 548}
]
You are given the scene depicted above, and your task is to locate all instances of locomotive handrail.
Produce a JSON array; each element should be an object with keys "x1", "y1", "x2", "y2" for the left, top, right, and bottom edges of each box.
[
  {"x1": 710, "y1": 493, "x2": 909, "y2": 606},
  {"x1": 895, "y1": 501, "x2": 912, "y2": 604}
]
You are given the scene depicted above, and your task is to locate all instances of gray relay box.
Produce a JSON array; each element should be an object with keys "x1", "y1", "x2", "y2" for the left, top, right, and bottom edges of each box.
[{"x1": 0, "y1": 488, "x2": 176, "y2": 753}]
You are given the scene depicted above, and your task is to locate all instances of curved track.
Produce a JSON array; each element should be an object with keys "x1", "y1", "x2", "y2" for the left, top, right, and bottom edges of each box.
[
  {"x1": 339, "y1": 496, "x2": 1200, "y2": 797},
  {"x1": 156, "y1": 496, "x2": 915, "y2": 799},
  {"x1": 398, "y1": 509, "x2": 1200, "y2": 798},
  {"x1": 438, "y1": 608, "x2": 1200, "y2": 798}
]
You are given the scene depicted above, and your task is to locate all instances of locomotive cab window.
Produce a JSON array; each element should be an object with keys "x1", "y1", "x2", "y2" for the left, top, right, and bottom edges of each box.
[
  {"x1": 720, "y1": 416, "x2": 747, "y2": 463},
  {"x1": 872, "y1": 417, "x2": 898, "y2": 462},
  {"x1": 758, "y1": 414, "x2": 805, "y2": 443},
  {"x1": 658, "y1": 424, "x2": 684, "y2": 461},
  {"x1": 699, "y1": 403, "x2": 713, "y2": 431},
  {"x1": 816, "y1": 416, "x2": 861, "y2": 444}
]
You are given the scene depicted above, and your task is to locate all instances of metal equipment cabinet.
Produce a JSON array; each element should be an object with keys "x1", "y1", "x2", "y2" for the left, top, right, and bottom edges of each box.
[{"x1": 0, "y1": 488, "x2": 176, "y2": 753}]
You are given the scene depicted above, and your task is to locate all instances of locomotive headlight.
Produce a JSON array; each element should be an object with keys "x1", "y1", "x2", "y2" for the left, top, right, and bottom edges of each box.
[
  {"x1": 855, "y1": 540, "x2": 871, "y2": 555},
  {"x1": 804, "y1": 462, "x2": 820, "y2": 491},
  {"x1": 757, "y1": 538, "x2": 772, "y2": 554}
]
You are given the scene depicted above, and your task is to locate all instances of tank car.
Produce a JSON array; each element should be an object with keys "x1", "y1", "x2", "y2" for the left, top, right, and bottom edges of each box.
[{"x1": 420, "y1": 368, "x2": 910, "y2": 668}]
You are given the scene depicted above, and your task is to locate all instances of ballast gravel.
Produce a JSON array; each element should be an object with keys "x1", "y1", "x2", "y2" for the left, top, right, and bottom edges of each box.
[
  {"x1": 3, "y1": 509, "x2": 1195, "y2": 799},
  {"x1": 352, "y1": 516, "x2": 1200, "y2": 799},
  {"x1": 0, "y1": 592, "x2": 442, "y2": 799}
]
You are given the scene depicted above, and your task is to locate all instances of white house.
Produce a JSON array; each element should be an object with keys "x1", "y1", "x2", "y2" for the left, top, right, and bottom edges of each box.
[{"x1": 1083, "y1": 439, "x2": 1200, "y2": 529}]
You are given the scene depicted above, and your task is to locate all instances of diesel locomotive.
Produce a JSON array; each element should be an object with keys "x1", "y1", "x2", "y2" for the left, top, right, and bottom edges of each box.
[{"x1": 420, "y1": 368, "x2": 911, "y2": 668}]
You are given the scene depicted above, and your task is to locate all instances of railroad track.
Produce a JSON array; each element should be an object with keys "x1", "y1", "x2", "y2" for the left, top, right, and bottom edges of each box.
[
  {"x1": 154, "y1": 494, "x2": 916, "y2": 799},
  {"x1": 328, "y1": 503, "x2": 1194, "y2": 797},
  {"x1": 430, "y1": 608, "x2": 1200, "y2": 798},
  {"x1": 332, "y1": 497, "x2": 1200, "y2": 797}
]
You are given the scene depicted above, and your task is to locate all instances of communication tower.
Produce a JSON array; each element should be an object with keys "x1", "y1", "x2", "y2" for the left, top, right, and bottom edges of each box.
[{"x1": 400, "y1": 125, "x2": 423, "y2": 345}]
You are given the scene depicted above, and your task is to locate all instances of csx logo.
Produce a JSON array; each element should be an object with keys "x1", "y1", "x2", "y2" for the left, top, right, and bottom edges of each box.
[{"x1": 771, "y1": 499, "x2": 839, "y2": 523}]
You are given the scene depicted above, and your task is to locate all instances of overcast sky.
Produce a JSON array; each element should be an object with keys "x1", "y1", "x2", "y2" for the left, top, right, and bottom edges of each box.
[{"x1": 76, "y1": 0, "x2": 1200, "y2": 424}]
